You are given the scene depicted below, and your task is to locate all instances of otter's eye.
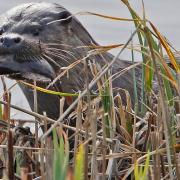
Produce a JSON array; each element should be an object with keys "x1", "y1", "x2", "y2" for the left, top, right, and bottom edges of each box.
[{"x1": 32, "y1": 29, "x2": 40, "y2": 36}]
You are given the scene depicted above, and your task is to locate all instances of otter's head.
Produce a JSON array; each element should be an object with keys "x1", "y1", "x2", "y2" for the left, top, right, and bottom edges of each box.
[{"x1": 0, "y1": 2, "x2": 94, "y2": 83}]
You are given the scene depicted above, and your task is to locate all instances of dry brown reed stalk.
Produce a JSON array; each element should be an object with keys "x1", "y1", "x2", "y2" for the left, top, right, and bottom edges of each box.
[
  {"x1": 7, "y1": 129, "x2": 14, "y2": 180},
  {"x1": 73, "y1": 98, "x2": 83, "y2": 164},
  {"x1": 1, "y1": 77, "x2": 11, "y2": 123},
  {"x1": 33, "y1": 80, "x2": 39, "y2": 176},
  {"x1": 20, "y1": 168, "x2": 29, "y2": 180},
  {"x1": 83, "y1": 58, "x2": 91, "y2": 180},
  {"x1": 90, "y1": 107, "x2": 98, "y2": 179},
  {"x1": 101, "y1": 112, "x2": 107, "y2": 180}
]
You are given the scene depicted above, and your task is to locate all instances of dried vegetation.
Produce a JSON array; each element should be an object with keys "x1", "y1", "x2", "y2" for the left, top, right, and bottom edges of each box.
[{"x1": 0, "y1": 0, "x2": 180, "y2": 179}]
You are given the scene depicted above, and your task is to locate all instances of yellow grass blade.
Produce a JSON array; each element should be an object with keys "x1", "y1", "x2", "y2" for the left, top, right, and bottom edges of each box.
[
  {"x1": 20, "y1": 81, "x2": 78, "y2": 97},
  {"x1": 150, "y1": 22, "x2": 180, "y2": 72},
  {"x1": 154, "y1": 52, "x2": 178, "y2": 90},
  {"x1": 74, "y1": 144, "x2": 85, "y2": 180},
  {"x1": 78, "y1": 11, "x2": 139, "y2": 22}
]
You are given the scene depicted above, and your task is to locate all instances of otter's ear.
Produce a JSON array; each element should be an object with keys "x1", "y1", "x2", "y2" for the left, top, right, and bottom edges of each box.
[{"x1": 58, "y1": 11, "x2": 72, "y2": 24}]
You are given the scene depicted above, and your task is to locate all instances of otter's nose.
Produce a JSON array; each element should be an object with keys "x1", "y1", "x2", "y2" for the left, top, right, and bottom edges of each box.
[{"x1": 0, "y1": 34, "x2": 22, "y2": 48}]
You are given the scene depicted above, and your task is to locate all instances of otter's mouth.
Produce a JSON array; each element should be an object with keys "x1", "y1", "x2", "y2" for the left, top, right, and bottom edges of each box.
[{"x1": 0, "y1": 54, "x2": 56, "y2": 82}]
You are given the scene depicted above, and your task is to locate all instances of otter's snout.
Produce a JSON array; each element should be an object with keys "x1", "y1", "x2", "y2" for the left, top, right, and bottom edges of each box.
[{"x1": 0, "y1": 34, "x2": 22, "y2": 48}]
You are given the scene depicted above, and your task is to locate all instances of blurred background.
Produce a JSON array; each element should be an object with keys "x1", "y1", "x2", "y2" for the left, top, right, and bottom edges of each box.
[{"x1": 0, "y1": 0, "x2": 179, "y2": 120}]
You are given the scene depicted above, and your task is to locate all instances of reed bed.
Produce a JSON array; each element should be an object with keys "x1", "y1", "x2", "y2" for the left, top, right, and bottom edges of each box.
[{"x1": 0, "y1": 0, "x2": 180, "y2": 179}]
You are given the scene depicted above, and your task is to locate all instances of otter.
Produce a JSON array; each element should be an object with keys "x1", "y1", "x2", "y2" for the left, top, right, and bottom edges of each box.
[{"x1": 0, "y1": 2, "x2": 141, "y2": 120}]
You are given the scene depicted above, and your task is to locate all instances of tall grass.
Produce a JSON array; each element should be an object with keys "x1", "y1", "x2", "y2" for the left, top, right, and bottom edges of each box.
[{"x1": 0, "y1": 0, "x2": 180, "y2": 179}]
